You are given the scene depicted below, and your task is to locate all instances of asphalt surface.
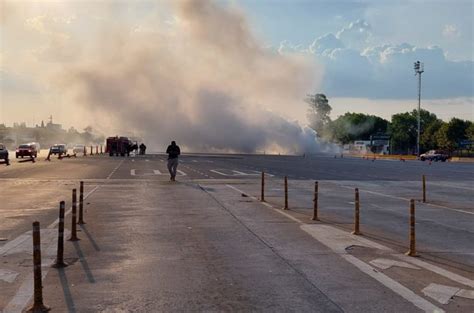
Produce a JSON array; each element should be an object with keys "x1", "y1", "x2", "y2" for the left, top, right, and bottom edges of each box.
[{"x1": 0, "y1": 152, "x2": 473, "y2": 312}]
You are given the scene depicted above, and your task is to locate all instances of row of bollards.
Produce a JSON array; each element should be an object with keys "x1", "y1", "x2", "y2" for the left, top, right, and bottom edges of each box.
[
  {"x1": 260, "y1": 172, "x2": 422, "y2": 257},
  {"x1": 29, "y1": 181, "x2": 87, "y2": 312}
]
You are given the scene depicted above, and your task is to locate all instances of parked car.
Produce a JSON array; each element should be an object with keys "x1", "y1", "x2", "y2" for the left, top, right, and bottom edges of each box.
[
  {"x1": 16, "y1": 143, "x2": 39, "y2": 158},
  {"x1": 420, "y1": 150, "x2": 449, "y2": 162},
  {"x1": 0, "y1": 143, "x2": 9, "y2": 165},
  {"x1": 72, "y1": 144, "x2": 85, "y2": 154},
  {"x1": 50, "y1": 144, "x2": 68, "y2": 155}
]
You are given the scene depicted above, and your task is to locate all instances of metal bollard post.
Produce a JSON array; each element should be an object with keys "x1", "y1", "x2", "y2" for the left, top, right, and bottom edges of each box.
[
  {"x1": 100, "y1": 145, "x2": 103, "y2": 154},
  {"x1": 351, "y1": 188, "x2": 361, "y2": 235},
  {"x1": 261, "y1": 172, "x2": 265, "y2": 202},
  {"x1": 405, "y1": 199, "x2": 418, "y2": 256},
  {"x1": 52, "y1": 201, "x2": 68, "y2": 268},
  {"x1": 311, "y1": 181, "x2": 319, "y2": 221},
  {"x1": 96, "y1": 146, "x2": 99, "y2": 155},
  {"x1": 68, "y1": 189, "x2": 80, "y2": 241},
  {"x1": 284, "y1": 176, "x2": 288, "y2": 210},
  {"x1": 27, "y1": 222, "x2": 50, "y2": 312},
  {"x1": 78, "y1": 181, "x2": 85, "y2": 225},
  {"x1": 90, "y1": 146, "x2": 93, "y2": 156},
  {"x1": 83, "y1": 146, "x2": 87, "y2": 156},
  {"x1": 422, "y1": 175, "x2": 426, "y2": 203}
]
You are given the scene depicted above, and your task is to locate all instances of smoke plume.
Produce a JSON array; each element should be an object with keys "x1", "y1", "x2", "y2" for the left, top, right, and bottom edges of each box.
[{"x1": 5, "y1": 0, "x2": 326, "y2": 153}]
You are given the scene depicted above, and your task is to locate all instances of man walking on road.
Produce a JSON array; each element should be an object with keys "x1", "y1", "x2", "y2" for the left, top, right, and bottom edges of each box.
[{"x1": 166, "y1": 141, "x2": 181, "y2": 181}]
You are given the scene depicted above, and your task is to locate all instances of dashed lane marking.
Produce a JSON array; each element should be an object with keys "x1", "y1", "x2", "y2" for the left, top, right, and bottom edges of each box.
[{"x1": 106, "y1": 159, "x2": 124, "y2": 180}]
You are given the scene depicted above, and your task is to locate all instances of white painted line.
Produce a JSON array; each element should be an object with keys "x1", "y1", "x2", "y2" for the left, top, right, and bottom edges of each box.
[
  {"x1": 422, "y1": 283, "x2": 460, "y2": 304},
  {"x1": 338, "y1": 184, "x2": 474, "y2": 215},
  {"x1": 0, "y1": 268, "x2": 19, "y2": 283},
  {"x1": 369, "y1": 258, "x2": 420, "y2": 270},
  {"x1": 210, "y1": 169, "x2": 231, "y2": 176},
  {"x1": 456, "y1": 289, "x2": 474, "y2": 300},
  {"x1": 428, "y1": 182, "x2": 474, "y2": 191},
  {"x1": 395, "y1": 254, "x2": 474, "y2": 289},
  {"x1": 3, "y1": 232, "x2": 60, "y2": 313},
  {"x1": 341, "y1": 254, "x2": 443, "y2": 313},
  {"x1": 106, "y1": 159, "x2": 124, "y2": 180}
]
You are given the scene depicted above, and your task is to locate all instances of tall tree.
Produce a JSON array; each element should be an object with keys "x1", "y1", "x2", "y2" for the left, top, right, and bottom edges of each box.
[
  {"x1": 306, "y1": 93, "x2": 332, "y2": 138},
  {"x1": 435, "y1": 118, "x2": 471, "y2": 151},
  {"x1": 329, "y1": 113, "x2": 389, "y2": 144}
]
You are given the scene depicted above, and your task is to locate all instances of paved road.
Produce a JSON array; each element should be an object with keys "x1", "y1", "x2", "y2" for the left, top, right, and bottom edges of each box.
[{"x1": 0, "y1": 153, "x2": 473, "y2": 312}]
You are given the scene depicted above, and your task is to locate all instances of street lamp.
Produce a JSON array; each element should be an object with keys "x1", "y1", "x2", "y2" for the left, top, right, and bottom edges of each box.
[{"x1": 414, "y1": 61, "x2": 424, "y2": 157}]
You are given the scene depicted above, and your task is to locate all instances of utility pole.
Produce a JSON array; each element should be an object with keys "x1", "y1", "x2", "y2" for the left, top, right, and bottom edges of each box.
[{"x1": 414, "y1": 61, "x2": 424, "y2": 157}]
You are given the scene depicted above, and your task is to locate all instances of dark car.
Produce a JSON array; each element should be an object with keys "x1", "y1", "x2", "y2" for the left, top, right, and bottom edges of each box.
[
  {"x1": 420, "y1": 150, "x2": 449, "y2": 162},
  {"x1": 50, "y1": 144, "x2": 68, "y2": 155},
  {"x1": 16, "y1": 143, "x2": 39, "y2": 158},
  {"x1": 0, "y1": 143, "x2": 9, "y2": 165}
]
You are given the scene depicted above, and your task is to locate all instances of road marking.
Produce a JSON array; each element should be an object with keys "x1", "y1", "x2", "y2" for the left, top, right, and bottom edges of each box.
[
  {"x1": 212, "y1": 169, "x2": 274, "y2": 177},
  {"x1": 130, "y1": 169, "x2": 187, "y2": 176},
  {"x1": 0, "y1": 268, "x2": 19, "y2": 283},
  {"x1": 225, "y1": 184, "x2": 470, "y2": 311},
  {"x1": 422, "y1": 283, "x2": 460, "y2": 304},
  {"x1": 369, "y1": 258, "x2": 420, "y2": 270},
  {"x1": 428, "y1": 182, "x2": 474, "y2": 191},
  {"x1": 341, "y1": 254, "x2": 443, "y2": 313},
  {"x1": 395, "y1": 254, "x2": 474, "y2": 289},
  {"x1": 337, "y1": 184, "x2": 474, "y2": 215},
  {"x1": 106, "y1": 159, "x2": 124, "y2": 180}
]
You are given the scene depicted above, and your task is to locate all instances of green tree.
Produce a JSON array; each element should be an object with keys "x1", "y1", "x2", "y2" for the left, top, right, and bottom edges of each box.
[
  {"x1": 328, "y1": 113, "x2": 389, "y2": 144},
  {"x1": 306, "y1": 93, "x2": 332, "y2": 138},
  {"x1": 466, "y1": 122, "x2": 474, "y2": 141},
  {"x1": 420, "y1": 119, "x2": 444, "y2": 152},
  {"x1": 390, "y1": 109, "x2": 439, "y2": 154},
  {"x1": 435, "y1": 118, "x2": 470, "y2": 151}
]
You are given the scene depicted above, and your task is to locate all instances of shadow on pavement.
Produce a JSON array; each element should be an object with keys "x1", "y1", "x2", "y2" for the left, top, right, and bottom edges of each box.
[
  {"x1": 58, "y1": 267, "x2": 77, "y2": 313},
  {"x1": 73, "y1": 241, "x2": 96, "y2": 283},
  {"x1": 79, "y1": 225, "x2": 101, "y2": 251}
]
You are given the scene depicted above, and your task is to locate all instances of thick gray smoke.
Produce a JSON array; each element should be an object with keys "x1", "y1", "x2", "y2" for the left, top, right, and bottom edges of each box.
[{"x1": 64, "y1": 0, "x2": 324, "y2": 153}]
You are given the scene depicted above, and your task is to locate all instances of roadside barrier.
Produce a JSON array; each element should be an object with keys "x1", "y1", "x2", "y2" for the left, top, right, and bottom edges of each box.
[
  {"x1": 284, "y1": 176, "x2": 288, "y2": 210},
  {"x1": 27, "y1": 221, "x2": 50, "y2": 312},
  {"x1": 83, "y1": 146, "x2": 87, "y2": 156},
  {"x1": 52, "y1": 201, "x2": 68, "y2": 268},
  {"x1": 311, "y1": 181, "x2": 319, "y2": 221},
  {"x1": 422, "y1": 175, "x2": 426, "y2": 203},
  {"x1": 68, "y1": 189, "x2": 80, "y2": 241},
  {"x1": 260, "y1": 172, "x2": 265, "y2": 202},
  {"x1": 78, "y1": 181, "x2": 85, "y2": 225},
  {"x1": 406, "y1": 199, "x2": 418, "y2": 256},
  {"x1": 351, "y1": 188, "x2": 361, "y2": 235}
]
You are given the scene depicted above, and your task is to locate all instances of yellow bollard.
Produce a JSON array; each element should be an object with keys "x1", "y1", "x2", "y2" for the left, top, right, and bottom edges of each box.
[
  {"x1": 405, "y1": 199, "x2": 418, "y2": 256},
  {"x1": 284, "y1": 176, "x2": 288, "y2": 210},
  {"x1": 261, "y1": 172, "x2": 265, "y2": 202},
  {"x1": 351, "y1": 188, "x2": 361, "y2": 235},
  {"x1": 422, "y1": 175, "x2": 426, "y2": 203},
  {"x1": 311, "y1": 181, "x2": 319, "y2": 221}
]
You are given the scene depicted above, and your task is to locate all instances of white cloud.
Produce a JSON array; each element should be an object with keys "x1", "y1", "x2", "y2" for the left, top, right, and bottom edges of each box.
[{"x1": 301, "y1": 20, "x2": 474, "y2": 100}]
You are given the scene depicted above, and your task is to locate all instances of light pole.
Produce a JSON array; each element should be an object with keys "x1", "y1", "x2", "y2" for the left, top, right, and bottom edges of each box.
[{"x1": 414, "y1": 61, "x2": 424, "y2": 157}]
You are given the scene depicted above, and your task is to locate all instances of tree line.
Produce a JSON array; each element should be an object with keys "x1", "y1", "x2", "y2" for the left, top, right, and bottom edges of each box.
[{"x1": 306, "y1": 93, "x2": 473, "y2": 154}]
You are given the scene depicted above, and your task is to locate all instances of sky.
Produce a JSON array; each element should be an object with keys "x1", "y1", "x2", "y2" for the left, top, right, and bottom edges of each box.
[{"x1": 0, "y1": 0, "x2": 473, "y2": 137}]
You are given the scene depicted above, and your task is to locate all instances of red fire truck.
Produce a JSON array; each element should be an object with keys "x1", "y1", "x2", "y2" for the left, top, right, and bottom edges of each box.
[{"x1": 106, "y1": 136, "x2": 132, "y2": 157}]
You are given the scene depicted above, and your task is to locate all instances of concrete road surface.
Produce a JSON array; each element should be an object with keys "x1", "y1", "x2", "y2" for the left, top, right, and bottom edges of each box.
[{"x1": 0, "y1": 153, "x2": 473, "y2": 312}]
